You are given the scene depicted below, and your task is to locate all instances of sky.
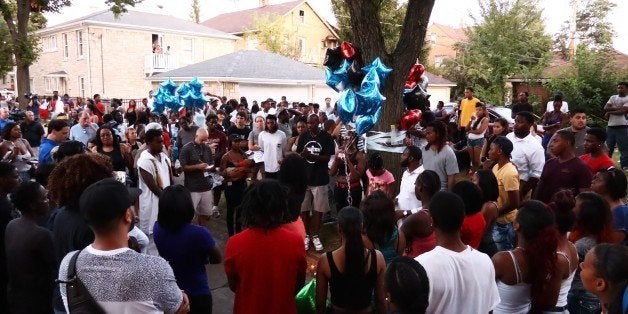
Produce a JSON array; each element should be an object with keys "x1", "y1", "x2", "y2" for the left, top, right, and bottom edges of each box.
[{"x1": 46, "y1": 0, "x2": 628, "y2": 54}]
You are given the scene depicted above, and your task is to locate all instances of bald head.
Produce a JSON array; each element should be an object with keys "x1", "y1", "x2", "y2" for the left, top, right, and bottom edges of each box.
[
  {"x1": 195, "y1": 127, "x2": 209, "y2": 144},
  {"x1": 79, "y1": 110, "x2": 92, "y2": 126}
]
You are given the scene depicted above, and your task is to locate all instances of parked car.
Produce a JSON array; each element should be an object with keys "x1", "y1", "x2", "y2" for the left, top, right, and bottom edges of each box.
[{"x1": 486, "y1": 105, "x2": 544, "y2": 134}]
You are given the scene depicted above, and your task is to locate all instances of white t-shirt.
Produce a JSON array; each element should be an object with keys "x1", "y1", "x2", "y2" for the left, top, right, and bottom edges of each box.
[
  {"x1": 545, "y1": 101, "x2": 569, "y2": 113},
  {"x1": 396, "y1": 166, "x2": 424, "y2": 212},
  {"x1": 606, "y1": 95, "x2": 628, "y2": 127},
  {"x1": 258, "y1": 130, "x2": 287, "y2": 173},
  {"x1": 416, "y1": 246, "x2": 500, "y2": 313},
  {"x1": 137, "y1": 150, "x2": 171, "y2": 235},
  {"x1": 506, "y1": 132, "x2": 545, "y2": 182}
]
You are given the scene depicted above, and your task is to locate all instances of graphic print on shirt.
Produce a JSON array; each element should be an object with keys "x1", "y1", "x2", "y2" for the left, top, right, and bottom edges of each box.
[{"x1": 303, "y1": 140, "x2": 322, "y2": 164}]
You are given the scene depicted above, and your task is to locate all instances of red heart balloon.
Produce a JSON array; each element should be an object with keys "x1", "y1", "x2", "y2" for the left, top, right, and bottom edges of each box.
[
  {"x1": 400, "y1": 109, "x2": 422, "y2": 130},
  {"x1": 406, "y1": 64, "x2": 426, "y2": 85},
  {"x1": 340, "y1": 41, "x2": 356, "y2": 59},
  {"x1": 404, "y1": 81, "x2": 417, "y2": 90}
]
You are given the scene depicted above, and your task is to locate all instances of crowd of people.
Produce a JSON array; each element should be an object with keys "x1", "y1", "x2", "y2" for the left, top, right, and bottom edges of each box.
[{"x1": 0, "y1": 82, "x2": 626, "y2": 314}]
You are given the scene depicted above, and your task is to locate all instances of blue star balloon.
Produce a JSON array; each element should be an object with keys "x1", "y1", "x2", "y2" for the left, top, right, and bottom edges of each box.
[
  {"x1": 160, "y1": 78, "x2": 178, "y2": 93},
  {"x1": 332, "y1": 59, "x2": 350, "y2": 77},
  {"x1": 356, "y1": 78, "x2": 385, "y2": 116},
  {"x1": 355, "y1": 106, "x2": 382, "y2": 136},
  {"x1": 189, "y1": 76, "x2": 204, "y2": 90},
  {"x1": 325, "y1": 67, "x2": 348, "y2": 92},
  {"x1": 337, "y1": 89, "x2": 357, "y2": 124},
  {"x1": 361, "y1": 57, "x2": 392, "y2": 88}
]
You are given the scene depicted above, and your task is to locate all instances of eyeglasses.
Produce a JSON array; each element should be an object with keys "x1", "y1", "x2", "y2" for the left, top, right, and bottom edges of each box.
[{"x1": 100, "y1": 133, "x2": 113, "y2": 138}]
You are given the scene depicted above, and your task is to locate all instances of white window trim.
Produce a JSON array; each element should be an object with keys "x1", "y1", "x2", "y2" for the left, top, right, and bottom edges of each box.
[
  {"x1": 42, "y1": 35, "x2": 58, "y2": 52},
  {"x1": 76, "y1": 30, "x2": 85, "y2": 59},
  {"x1": 62, "y1": 33, "x2": 69, "y2": 60},
  {"x1": 78, "y1": 76, "x2": 85, "y2": 98},
  {"x1": 45, "y1": 77, "x2": 59, "y2": 93}
]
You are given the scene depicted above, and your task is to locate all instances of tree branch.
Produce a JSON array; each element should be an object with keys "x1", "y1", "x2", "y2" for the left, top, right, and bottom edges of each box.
[{"x1": 392, "y1": 0, "x2": 435, "y2": 70}]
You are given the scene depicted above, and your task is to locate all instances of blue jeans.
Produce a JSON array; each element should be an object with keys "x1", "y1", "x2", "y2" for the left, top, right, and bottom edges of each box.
[
  {"x1": 567, "y1": 292, "x2": 601, "y2": 314},
  {"x1": 606, "y1": 126, "x2": 628, "y2": 168},
  {"x1": 491, "y1": 222, "x2": 515, "y2": 252}
]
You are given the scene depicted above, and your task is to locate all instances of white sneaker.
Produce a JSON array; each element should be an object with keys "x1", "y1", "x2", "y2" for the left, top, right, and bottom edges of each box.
[
  {"x1": 312, "y1": 235, "x2": 324, "y2": 252},
  {"x1": 304, "y1": 236, "x2": 311, "y2": 251}
]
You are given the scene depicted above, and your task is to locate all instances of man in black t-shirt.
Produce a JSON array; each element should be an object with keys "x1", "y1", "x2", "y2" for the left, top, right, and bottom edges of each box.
[
  {"x1": 227, "y1": 111, "x2": 251, "y2": 150},
  {"x1": 296, "y1": 114, "x2": 334, "y2": 252},
  {"x1": 0, "y1": 162, "x2": 19, "y2": 311},
  {"x1": 511, "y1": 92, "x2": 533, "y2": 118}
]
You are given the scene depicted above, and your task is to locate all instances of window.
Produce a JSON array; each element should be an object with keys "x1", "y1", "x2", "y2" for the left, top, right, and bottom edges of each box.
[
  {"x1": 42, "y1": 35, "x2": 57, "y2": 52},
  {"x1": 78, "y1": 76, "x2": 85, "y2": 97},
  {"x1": 181, "y1": 38, "x2": 193, "y2": 64},
  {"x1": 62, "y1": 33, "x2": 69, "y2": 59},
  {"x1": 76, "y1": 30, "x2": 84, "y2": 58},
  {"x1": 298, "y1": 38, "x2": 305, "y2": 56},
  {"x1": 299, "y1": 10, "x2": 305, "y2": 23},
  {"x1": 45, "y1": 77, "x2": 59, "y2": 92},
  {"x1": 430, "y1": 33, "x2": 437, "y2": 44},
  {"x1": 29, "y1": 78, "x2": 33, "y2": 91},
  {"x1": 435, "y1": 56, "x2": 444, "y2": 67}
]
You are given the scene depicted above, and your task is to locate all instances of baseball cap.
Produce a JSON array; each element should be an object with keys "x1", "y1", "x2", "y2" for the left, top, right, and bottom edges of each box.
[
  {"x1": 79, "y1": 178, "x2": 142, "y2": 228},
  {"x1": 228, "y1": 134, "x2": 246, "y2": 142}
]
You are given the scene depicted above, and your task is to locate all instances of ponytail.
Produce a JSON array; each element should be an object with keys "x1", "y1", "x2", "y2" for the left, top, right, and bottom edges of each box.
[{"x1": 338, "y1": 206, "x2": 366, "y2": 278}]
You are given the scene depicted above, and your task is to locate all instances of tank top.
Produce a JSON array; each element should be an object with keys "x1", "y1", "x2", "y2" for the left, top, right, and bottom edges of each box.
[
  {"x1": 377, "y1": 229, "x2": 399, "y2": 265},
  {"x1": 556, "y1": 247, "x2": 576, "y2": 307},
  {"x1": 468, "y1": 117, "x2": 487, "y2": 140},
  {"x1": 494, "y1": 250, "x2": 531, "y2": 314},
  {"x1": 327, "y1": 249, "x2": 377, "y2": 310},
  {"x1": 336, "y1": 151, "x2": 359, "y2": 177}
]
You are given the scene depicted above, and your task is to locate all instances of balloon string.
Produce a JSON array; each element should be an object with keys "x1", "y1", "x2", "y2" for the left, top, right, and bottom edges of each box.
[{"x1": 341, "y1": 136, "x2": 356, "y2": 206}]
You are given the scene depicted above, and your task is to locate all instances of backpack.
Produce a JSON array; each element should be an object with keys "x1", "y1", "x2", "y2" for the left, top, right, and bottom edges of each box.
[{"x1": 56, "y1": 250, "x2": 106, "y2": 314}]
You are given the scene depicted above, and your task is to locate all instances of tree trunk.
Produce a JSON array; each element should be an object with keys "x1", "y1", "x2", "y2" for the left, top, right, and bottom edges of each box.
[
  {"x1": 1, "y1": 0, "x2": 33, "y2": 108},
  {"x1": 345, "y1": 0, "x2": 435, "y2": 188},
  {"x1": 15, "y1": 61, "x2": 30, "y2": 109}
]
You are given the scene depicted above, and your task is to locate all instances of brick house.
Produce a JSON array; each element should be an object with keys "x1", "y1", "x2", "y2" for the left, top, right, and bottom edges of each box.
[
  {"x1": 29, "y1": 9, "x2": 238, "y2": 99},
  {"x1": 201, "y1": 0, "x2": 339, "y2": 66},
  {"x1": 426, "y1": 23, "x2": 467, "y2": 67}
]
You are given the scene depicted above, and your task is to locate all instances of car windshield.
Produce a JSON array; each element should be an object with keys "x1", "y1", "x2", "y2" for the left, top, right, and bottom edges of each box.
[{"x1": 489, "y1": 107, "x2": 515, "y2": 124}]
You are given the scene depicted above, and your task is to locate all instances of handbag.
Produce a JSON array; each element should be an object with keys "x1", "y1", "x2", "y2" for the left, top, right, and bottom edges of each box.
[{"x1": 56, "y1": 250, "x2": 106, "y2": 314}]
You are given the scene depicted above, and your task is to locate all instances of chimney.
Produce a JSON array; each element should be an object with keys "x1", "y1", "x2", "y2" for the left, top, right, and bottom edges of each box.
[{"x1": 260, "y1": 0, "x2": 269, "y2": 7}]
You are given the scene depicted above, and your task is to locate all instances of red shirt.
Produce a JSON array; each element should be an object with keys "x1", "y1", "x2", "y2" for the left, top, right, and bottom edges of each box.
[
  {"x1": 580, "y1": 153, "x2": 615, "y2": 174},
  {"x1": 95, "y1": 101, "x2": 105, "y2": 123},
  {"x1": 224, "y1": 227, "x2": 306, "y2": 314},
  {"x1": 461, "y1": 212, "x2": 487, "y2": 249},
  {"x1": 404, "y1": 232, "x2": 437, "y2": 259}
]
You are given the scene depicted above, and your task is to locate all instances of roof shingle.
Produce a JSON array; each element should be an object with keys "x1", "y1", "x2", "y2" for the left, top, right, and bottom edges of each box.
[{"x1": 201, "y1": 0, "x2": 303, "y2": 34}]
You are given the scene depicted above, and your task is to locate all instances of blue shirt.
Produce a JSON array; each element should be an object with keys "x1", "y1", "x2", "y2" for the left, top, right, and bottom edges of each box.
[
  {"x1": 153, "y1": 223, "x2": 216, "y2": 296},
  {"x1": 69, "y1": 123, "x2": 98, "y2": 145},
  {"x1": 0, "y1": 117, "x2": 13, "y2": 134},
  {"x1": 612, "y1": 204, "x2": 628, "y2": 233},
  {"x1": 38, "y1": 138, "x2": 59, "y2": 164}
]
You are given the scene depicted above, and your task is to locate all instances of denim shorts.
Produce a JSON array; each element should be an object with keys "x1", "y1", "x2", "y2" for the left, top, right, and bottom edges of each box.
[
  {"x1": 467, "y1": 137, "x2": 485, "y2": 148},
  {"x1": 491, "y1": 222, "x2": 515, "y2": 252}
]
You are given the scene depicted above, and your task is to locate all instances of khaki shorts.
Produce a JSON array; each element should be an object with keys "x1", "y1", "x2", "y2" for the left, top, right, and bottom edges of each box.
[
  {"x1": 190, "y1": 190, "x2": 214, "y2": 216},
  {"x1": 301, "y1": 185, "x2": 330, "y2": 213}
]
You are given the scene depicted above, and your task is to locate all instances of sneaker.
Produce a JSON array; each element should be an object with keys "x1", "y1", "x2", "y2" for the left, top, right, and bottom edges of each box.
[
  {"x1": 312, "y1": 235, "x2": 324, "y2": 252},
  {"x1": 304, "y1": 236, "x2": 311, "y2": 251},
  {"x1": 211, "y1": 206, "x2": 221, "y2": 218}
]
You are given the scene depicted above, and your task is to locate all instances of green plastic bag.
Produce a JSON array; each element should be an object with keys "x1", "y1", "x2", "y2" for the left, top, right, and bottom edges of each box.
[{"x1": 296, "y1": 279, "x2": 329, "y2": 314}]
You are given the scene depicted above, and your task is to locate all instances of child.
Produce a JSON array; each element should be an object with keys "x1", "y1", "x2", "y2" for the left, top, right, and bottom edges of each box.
[{"x1": 365, "y1": 153, "x2": 395, "y2": 197}]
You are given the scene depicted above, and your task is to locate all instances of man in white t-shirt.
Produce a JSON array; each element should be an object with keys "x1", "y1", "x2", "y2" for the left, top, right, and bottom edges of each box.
[
  {"x1": 416, "y1": 191, "x2": 500, "y2": 313},
  {"x1": 137, "y1": 129, "x2": 172, "y2": 255},
  {"x1": 258, "y1": 114, "x2": 287, "y2": 179},
  {"x1": 396, "y1": 146, "x2": 423, "y2": 215},
  {"x1": 604, "y1": 81, "x2": 628, "y2": 168}
]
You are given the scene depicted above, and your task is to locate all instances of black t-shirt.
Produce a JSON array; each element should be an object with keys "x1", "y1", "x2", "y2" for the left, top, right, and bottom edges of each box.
[
  {"x1": 511, "y1": 102, "x2": 533, "y2": 116},
  {"x1": 98, "y1": 147, "x2": 126, "y2": 171},
  {"x1": 227, "y1": 125, "x2": 251, "y2": 139},
  {"x1": 5, "y1": 218, "x2": 56, "y2": 313},
  {"x1": 296, "y1": 131, "x2": 334, "y2": 186},
  {"x1": 179, "y1": 141, "x2": 213, "y2": 192},
  {"x1": 0, "y1": 194, "x2": 14, "y2": 310}
]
